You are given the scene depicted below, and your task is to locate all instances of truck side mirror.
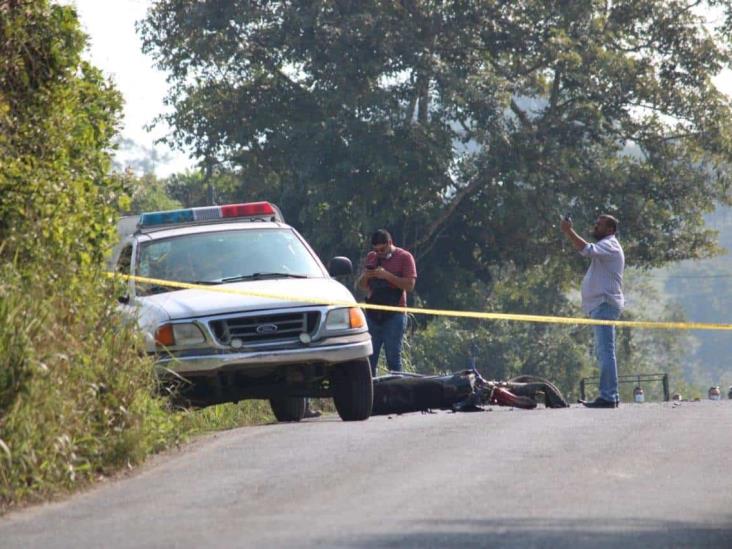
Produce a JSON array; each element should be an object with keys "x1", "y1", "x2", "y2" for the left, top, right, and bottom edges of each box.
[{"x1": 328, "y1": 256, "x2": 352, "y2": 277}]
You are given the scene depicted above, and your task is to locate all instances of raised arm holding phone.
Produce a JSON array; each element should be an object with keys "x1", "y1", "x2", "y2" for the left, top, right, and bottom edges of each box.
[{"x1": 561, "y1": 213, "x2": 625, "y2": 408}]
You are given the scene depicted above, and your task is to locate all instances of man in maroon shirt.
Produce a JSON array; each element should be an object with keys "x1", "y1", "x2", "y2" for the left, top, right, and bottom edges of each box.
[{"x1": 357, "y1": 229, "x2": 417, "y2": 376}]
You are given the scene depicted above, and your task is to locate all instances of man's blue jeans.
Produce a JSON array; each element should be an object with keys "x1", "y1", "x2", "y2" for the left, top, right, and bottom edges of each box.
[
  {"x1": 366, "y1": 313, "x2": 407, "y2": 377},
  {"x1": 590, "y1": 302, "x2": 621, "y2": 403}
]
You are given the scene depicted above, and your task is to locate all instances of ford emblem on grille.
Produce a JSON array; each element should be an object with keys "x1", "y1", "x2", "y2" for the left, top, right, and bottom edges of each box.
[{"x1": 256, "y1": 323, "x2": 279, "y2": 334}]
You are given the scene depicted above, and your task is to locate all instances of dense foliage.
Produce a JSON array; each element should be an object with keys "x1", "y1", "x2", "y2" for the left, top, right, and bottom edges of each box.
[{"x1": 0, "y1": 0, "x2": 183, "y2": 508}]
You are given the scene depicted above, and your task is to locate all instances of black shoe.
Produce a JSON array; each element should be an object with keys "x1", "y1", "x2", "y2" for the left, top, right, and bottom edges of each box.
[{"x1": 579, "y1": 398, "x2": 619, "y2": 409}]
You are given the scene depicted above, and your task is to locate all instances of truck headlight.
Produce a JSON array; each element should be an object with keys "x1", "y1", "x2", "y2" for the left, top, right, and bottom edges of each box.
[
  {"x1": 155, "y1": 323, "x2": 206, "y2": 347},
  {"x1": 325, "y1": 308, "x2": 366, "y2": 331}
]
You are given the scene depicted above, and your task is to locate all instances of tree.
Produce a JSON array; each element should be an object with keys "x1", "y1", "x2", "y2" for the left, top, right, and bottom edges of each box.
[
  {"x1": 1, "y1": 0, "x2": 124, "y2": 267},
  {"x1": 141, "y1": 1, "x2": 732, "y2": 309},
  {"x1": 119, "y1": 171, "x2": 182, "y2": 213},
  {"x1": 164, "y1": 168, "x2": 244, "y2": 208}
]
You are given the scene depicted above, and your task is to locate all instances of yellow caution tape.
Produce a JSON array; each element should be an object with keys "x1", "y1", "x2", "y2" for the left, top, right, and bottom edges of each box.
[{"x1": 108, "y1": 273, "x2": 732, "y2": 331}]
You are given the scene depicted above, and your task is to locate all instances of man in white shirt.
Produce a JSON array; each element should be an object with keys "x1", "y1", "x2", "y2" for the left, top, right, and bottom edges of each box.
[{"x1": 561, "y1": 214, "x2": 624, "y2": 408}]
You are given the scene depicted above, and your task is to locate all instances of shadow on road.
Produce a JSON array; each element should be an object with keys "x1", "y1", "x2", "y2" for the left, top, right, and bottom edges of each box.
[{"x1": 329, "y1": 517, "x2": 732, "y2": 548}]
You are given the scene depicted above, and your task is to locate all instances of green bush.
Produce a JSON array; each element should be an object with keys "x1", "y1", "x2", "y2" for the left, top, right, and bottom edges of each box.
[
  {"x1": 0, "y1": 1, "x2": 192, "y2": 510},
  {"x1": 0, "y1": 263, "x2": 186, "y2": 508}
]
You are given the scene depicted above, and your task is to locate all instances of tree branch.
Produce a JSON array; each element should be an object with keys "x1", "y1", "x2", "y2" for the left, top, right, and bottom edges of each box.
[
  {"x1": 510, "y1": 98, "x2": 532, "y2": 129},
  {"x1": 549, "y1": 66, "x2": 561, "y2": 112},
  {"x1": 409, "y1": 173, "x2": 485, "y2": 259}
]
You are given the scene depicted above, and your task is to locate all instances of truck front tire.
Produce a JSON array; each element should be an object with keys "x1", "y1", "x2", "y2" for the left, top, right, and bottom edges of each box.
[{"x1": 331, "y1": 359, "x2": 373, "y2": 421}]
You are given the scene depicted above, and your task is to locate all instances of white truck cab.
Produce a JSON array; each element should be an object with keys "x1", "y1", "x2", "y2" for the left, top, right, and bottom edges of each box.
[{"x1": 112, "y1": 202, "x2": 373, "y2": 421}]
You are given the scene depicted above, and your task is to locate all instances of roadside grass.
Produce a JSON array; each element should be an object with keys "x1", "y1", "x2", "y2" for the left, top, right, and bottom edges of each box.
[
  {"x1": 310, "y1": 398, "x2": 337, "y2": 415},
  {"x1": 181, "y1": 397, "x2": 337, "y2": 434},
  {"x1": 0, "y1": 265, "x2": 187, "y2": 512},
  {"x1": 0, "y1": 257, "x2": 345, "y2": 514},
  {"x1": 0, "y1": 261, "x2": 335, "y2": 512},
  {"x1": 182, "y1": 401, "x2": 275, "y2": 433}
]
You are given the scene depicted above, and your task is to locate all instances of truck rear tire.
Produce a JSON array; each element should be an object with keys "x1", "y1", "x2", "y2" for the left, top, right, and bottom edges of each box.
[
  {"x1": 269, "y1": 396, "x2": 306, "y2": 422},
  {"x1": 331, "y1": 359, "x2": 373, "y2": 421}
]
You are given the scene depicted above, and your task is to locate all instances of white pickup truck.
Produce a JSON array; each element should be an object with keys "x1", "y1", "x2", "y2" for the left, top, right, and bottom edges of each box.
[{"x1": 112, "y1": 201, "x2": 373, "y2": 421}]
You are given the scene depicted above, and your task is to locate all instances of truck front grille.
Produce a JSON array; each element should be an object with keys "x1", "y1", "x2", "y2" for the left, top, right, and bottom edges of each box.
[{"x1": 210, "y1": 311, "x2": 320, "y2": 345}]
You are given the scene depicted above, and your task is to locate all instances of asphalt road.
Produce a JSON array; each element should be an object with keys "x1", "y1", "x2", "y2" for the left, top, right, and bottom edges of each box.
[{"x1": 1, "y1": 400, "x2": 731, "y2": 548}]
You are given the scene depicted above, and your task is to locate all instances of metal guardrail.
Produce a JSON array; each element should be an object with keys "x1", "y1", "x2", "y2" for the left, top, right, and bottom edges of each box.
[{"x1": 580, "y1": 373, "x2": 670, "y2": 402}]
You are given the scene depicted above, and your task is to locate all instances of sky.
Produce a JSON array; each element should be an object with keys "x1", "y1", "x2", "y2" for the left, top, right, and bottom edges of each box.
[{"x1": 68, "y1": 0, "x2": 195, "y2": 176}]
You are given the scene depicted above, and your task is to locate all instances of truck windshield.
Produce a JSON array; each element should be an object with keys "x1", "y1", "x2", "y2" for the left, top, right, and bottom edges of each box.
[{"x1": 136, "y1": 228, "x2": 325, "y2": 295}]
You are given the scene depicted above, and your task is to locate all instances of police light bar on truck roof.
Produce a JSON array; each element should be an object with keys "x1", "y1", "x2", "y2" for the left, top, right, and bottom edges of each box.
[{"x1": 137, "y1": 202, "x2": 283, "y2": 228}]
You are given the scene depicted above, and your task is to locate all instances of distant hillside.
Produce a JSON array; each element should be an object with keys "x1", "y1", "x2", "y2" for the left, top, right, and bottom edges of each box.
[{"x1": 657, "y1": 206, "x2": 732, "y2": 393}]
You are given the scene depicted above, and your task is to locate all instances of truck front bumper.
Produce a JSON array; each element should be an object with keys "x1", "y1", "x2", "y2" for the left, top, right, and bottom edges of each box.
[{"x1": 154, "y1": 333, "x2": 372, "y2": 375}]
